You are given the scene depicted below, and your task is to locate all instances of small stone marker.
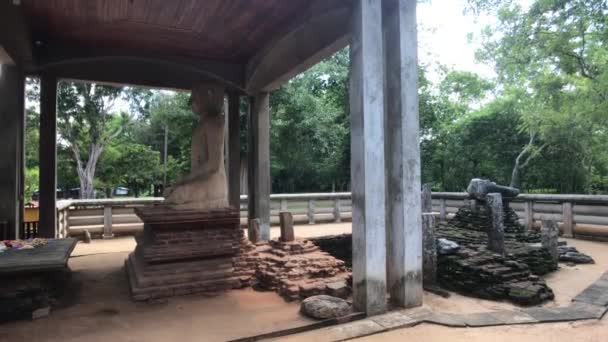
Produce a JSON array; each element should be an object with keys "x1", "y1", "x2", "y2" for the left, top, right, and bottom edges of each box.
[
  {"x1": 541, "y1": 219, "x2": 559, "y2": 264},
  {"x1": 421, "y1": 183, "x2": 432, "y2": 213},
  {"x1": 486, "y1": 193, "x2": 505, "y2": 255},
  {"x1": 422, "y1": 213, "x2": 437, "y2": 286},
  {"x1": 248, "y1": 218, "x2": 261, "y2": 243},
  {"x1": 279, "y1": 211, "x2": 295, "y2": 242}
]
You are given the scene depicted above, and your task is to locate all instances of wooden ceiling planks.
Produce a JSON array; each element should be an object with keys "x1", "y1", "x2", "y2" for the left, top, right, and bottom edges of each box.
[{"x1": 22, "y1": 0, "x2": 312, "y2": 63}]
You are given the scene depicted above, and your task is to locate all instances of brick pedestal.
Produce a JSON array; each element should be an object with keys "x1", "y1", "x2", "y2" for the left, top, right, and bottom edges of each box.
[{"x1": 126, "y1": 206, "x2": 257, "y2": 301}]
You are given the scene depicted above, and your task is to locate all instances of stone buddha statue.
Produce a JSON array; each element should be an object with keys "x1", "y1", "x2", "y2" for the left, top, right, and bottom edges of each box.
[{"x1": 163, "y1": 83, "x2": 228, "y2": 210}]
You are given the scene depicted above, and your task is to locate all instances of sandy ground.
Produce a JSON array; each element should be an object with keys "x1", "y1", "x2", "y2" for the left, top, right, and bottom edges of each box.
[
  {"x1": 277, "y1": 238, "x2": 608, "y2": 342},
  {"x1": 0, "y1": 252, "x2": 314, "y2": 342},
  {"x1": 3, "y1": 224, "x2": 606, "y2": 342}
]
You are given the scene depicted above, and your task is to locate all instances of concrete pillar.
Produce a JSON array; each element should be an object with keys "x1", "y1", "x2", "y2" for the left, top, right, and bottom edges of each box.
[
  {"x1": 421, "y1": 183, "x2": 432, "y2": 213},
  {"x1": 0, "y1": 65, "x2": 24, "y2": 239},
  {"x1": 227, "y1": 92, "x2": 241, "y2": 208},
  {"x1": 524, "y1": 200, "x2": 534, "y2": 231},
  {"x1": 279, "y1": 211, "x2": 295, "y2": 242},
  {"x1": 541, "y1": 219, "x2": 559, "y2": 264},
  {"x1": 562, "y1": 202, "x2": 574, "y2": 237},
  {"x1": 439, "y1": 198, "x2": 447, "y2": 222},
  {"x1": 247, "y1": 93, "x2": 271, "y2": 240},
  {"x1": 248, "y1": 218, "x2": 261, "y2": 244},
  {"x1": 383, "y1": 0, "x2": 422, "y2": 308},
  {"x1": 486, "y1": 193, "x2": 505, "y2": 255},
  {"x1": 39, "y1": 74, "x2": 58, "y2": 238},
  {"x1": 350, "y1": 0, "x2": 387, "y2": 315},
  {"x1": 422, "y1": 213, "x2": 437, "y2": 287}
]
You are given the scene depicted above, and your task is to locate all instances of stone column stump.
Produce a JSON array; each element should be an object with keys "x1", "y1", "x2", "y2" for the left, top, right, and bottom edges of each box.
[{"x1": 486, "y1": 193, "x2": 505, "y2": 255}]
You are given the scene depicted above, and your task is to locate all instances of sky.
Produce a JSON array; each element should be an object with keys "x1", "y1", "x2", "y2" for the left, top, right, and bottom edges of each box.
[{"x1": 417, "y1": 0, "x2": 497, "y2": 82}]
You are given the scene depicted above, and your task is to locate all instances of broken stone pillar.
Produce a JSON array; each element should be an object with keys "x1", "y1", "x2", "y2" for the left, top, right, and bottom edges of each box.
[
  {"x1": 279, "y1": 212, "x2": 295, "y2": 242},
  {"x1": 421, "y1": 183, "x2": 432, "y2": 213},
  {"x1": 248, "y1": 218, "x2": 261, "y2": 244},
  {"x1": 422, "y1": 213, "x2": 437, "y2": 286},
  {"x1": 541, "y1": 219, "x2": 559, "y2": 264},
  {"x1": 486, "y1": 193, "x2": 505, "y2": 255}
]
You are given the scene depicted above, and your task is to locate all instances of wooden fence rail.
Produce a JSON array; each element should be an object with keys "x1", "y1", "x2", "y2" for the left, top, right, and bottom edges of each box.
[{"x1": 41, "y1": 192, "x2": 608, "y2": 242}]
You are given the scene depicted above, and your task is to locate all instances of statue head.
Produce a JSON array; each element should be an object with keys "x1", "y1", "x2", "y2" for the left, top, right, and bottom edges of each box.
[{"x1": 191, "y1": 83, "x2": 225, "y2": 119}]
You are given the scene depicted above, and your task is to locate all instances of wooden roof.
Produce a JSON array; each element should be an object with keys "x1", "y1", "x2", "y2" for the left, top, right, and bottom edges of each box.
[
  {"x1": 22, "y1": 0, "x2": 311, "y2": 63},
  {"x1": 1, "y1": 0, "x2": 352, "y2": 92}
]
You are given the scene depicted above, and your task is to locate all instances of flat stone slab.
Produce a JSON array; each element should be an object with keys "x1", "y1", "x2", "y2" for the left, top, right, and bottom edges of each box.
[
  {"x1": 523, "y1": 305, "x2": 599, "y2": 322},
  {"x1": 464, "y1": 312, "x2": 516, "y2": 327},
  {"x1": 425, "y1": 312, "x2": 467, "y2": 327},
  {"x1": 0, "y1": 238, "x2": 76, "y2": 274},
  {"x1": 370, "y1": 311, "x2": 419, "y2": 329},
  {"x1": 573, "y1": 272, "x2": 608, "y2": 307},
  {"x1": 324, "y1": 320, "x2": 384, "y2": 340},
  {"x1": 489, "y1": 310, "x2": 538, "y2": 325}
]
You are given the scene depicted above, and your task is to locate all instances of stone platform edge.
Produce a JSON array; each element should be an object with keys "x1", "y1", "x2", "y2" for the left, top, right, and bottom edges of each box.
[{"x1": 234, "y1": 270, "x2": 608, "y2": 342}]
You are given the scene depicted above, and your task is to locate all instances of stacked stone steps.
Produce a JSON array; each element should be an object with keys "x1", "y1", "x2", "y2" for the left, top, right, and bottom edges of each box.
[{"x1": 254, "y1": 239, "x2": 351, "y2": 301}]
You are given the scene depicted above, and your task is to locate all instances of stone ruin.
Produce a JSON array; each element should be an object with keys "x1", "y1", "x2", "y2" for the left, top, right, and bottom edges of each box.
[{"x1": 434, "y1": 178, "x2": 594, "y2": 305}]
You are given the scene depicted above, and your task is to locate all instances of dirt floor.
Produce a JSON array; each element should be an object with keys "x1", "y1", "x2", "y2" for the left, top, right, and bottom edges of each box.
[
  {"x1": 278, "y1": 238, "x2": 608, "y2": 342},
  {"x1": 1, "y1": 224, "x2": 606, "y2": 342}
]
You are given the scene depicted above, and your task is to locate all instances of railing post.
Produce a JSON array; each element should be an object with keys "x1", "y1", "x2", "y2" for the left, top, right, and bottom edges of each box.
[
  {"x1": 280, "y1": 198, "x2": 288, "y2": 211},
  {"x1": 333, "y1": 198, "x2": 342, "y2": 223},
  {"x1": 307, "y1": 199, "x2": 315, "y2": 225},
  {"x1": 562, "y1": 201, "x2": 574, "y2": 238},
  {"x1": 524, "y1": 200, "x2": 534, "y2": 231},
  {"x1": 103, "y1": 204, "x2": 114, "y2": 239},
  {"x1": 439, "y1": 198, "x2": 447, "y2": 222}
]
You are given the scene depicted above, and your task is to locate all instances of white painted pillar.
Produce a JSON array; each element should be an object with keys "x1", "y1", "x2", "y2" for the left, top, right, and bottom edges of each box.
[
  {"x1": 383, "y1": 0, "x2": 422, "y2": 308},
  {"x1": 247, "y1": 93, "x2": 271, "y2": 240},
  {"x1": 350, "y1": 0, "x2": 387, "y2": 315}
]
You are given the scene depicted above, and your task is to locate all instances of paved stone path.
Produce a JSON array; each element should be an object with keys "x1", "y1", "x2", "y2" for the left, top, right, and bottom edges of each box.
[{"x1": 309, "y1": 271, "x2": 608, "y2": 341}]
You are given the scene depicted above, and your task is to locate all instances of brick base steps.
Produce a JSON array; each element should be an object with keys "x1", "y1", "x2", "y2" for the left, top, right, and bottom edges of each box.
[{"x1": 125, "y1": 253, "x2": 245, "y2": 301}]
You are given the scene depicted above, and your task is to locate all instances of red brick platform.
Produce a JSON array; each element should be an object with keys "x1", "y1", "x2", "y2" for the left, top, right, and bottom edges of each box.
[{"x1": 126, "y1": 206, "x2": 258, "y2": 301}]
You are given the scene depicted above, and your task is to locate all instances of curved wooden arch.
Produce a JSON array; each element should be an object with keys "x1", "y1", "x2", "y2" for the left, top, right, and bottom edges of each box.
[{"x1": 245, "y1": 3, "x2": 352, "y2": 93}]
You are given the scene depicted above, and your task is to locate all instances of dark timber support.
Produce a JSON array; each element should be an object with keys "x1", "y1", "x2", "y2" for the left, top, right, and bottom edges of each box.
[
  {"x1": 39, "y1": 74, "x2": 58, "y2": 238},
  {"x1": 350, "y1": 0, "x2": 387, "y2": 315},
  {"x1": 384, "y1": 0, "x2": 422, "y2": 308},
  {"x1": 0, "y1": 65, "x2": 25, "y2": 239},
  {"x1": 227, "y1": 92, "x2": 241, "y2": 208},
  {"x1": 247, "y1": 93, "x2": 271, "y2": 241}
]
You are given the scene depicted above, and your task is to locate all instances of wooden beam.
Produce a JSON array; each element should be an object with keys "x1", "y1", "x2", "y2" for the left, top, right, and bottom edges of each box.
[
  {"x1": 39, "y1": 73, "x2": 58, "y2": 238},
  {"x1": 30, "y1": 46, "x2": 246, "y2": 91},
  {"x1": 0, "y1": 1, "x2": 33, "y2": 66},
  {"x1": 0, "y1": 65, "x2": 25, "y2": 239},
  {"x1": 245, "y1": 1, "x2": 352, "y2": 93}
]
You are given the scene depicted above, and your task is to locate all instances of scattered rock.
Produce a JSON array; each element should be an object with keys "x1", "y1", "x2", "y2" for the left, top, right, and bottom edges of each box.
[
  {"x1": 31, "y1": 307, "x2": 50, "y2": 320},
  {"x1": 326, "y1": 281, "x2": 349, "y2": 299},
  {"x1": 300, "y1": 295, "x2": 350, "y2": 319},
  {"x1": 560, "y1": 251, "x2": 594, "y2": 264},
  {"x1": 466, "y1": 178, "x2": 520, "y2": 201},
  {"x1": 437, "y1": 238, "x2": 459, "y2": 255}
]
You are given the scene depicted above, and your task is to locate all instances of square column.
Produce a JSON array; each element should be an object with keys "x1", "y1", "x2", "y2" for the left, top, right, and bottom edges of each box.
[
  {"x1": 39, "y1": 74, "x2": 58, "y2": 238},
  {"x1": 383, "y1": 0, "x2": 423, "y2": 307},
  {"x1": 247, "y1": 93, "x2": 271, "y2": 241},
  {"x1": 349, "y1": 0, "x2": 387, "y2": 315},
  {"x1": 227, "y1": 92, "x2": 241, "y2": 208},
  {"x1": 0, "y1": 65, "x2": 25, "y2": 239}
]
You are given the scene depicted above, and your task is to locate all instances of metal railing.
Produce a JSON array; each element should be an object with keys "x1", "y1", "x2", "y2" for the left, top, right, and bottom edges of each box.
[{"x1": 48, "y1": 192, "x2": 608, "y2": 241}]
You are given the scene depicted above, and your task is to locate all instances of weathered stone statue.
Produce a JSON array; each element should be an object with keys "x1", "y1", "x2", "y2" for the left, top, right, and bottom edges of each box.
[
  {"x1": 163, "y1": 83, "x2": 228, "y2": 210},
  {"x1": 467, "y1": 178, "x2": 519, "y2": 201}
]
